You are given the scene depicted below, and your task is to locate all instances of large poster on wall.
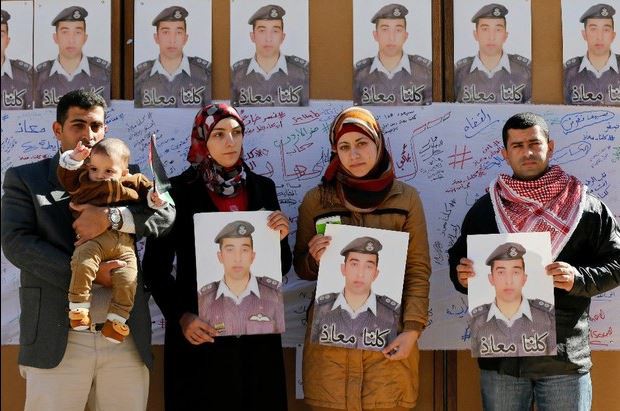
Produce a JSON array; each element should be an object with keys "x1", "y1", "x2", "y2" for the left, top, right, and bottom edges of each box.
[
  {"x1": 134, "y1": 0, "x2": 212, "y2": 108},
  {"x1": 33, "y1": 0, "x2": 111, "y2": 107},
  {"x1": 1, "y1": 1, "x2": 34, "y2": 110},
  {"x1": 353, "y1": 0, "x2": 433, "y2": 106}
]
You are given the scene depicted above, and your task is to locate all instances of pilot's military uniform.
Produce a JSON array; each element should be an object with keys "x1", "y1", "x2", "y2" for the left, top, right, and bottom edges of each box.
[
  {"x1": 197, "y1": 220, "x2": 284, "y2": 336},
  {"x1": 198, "y1": 275, "x2": 284, "y2": 336},
  {"x1": 469, "y1": 299, "x2": 556, "y2": 358},
  {"x1": 230, "y1": 5, "x2": 309, "y2": 107},
  {"x1": 311, "y1": 292, "x2": 400, "y2": 350},
  {"x1": 354, "y1": 4, "x2": 432, "y2": 106},
  {"x1": 1, "y1": 10, "x2": 33, "y2": 110},
  {"x1": 564, "y1": 4, "x2": 620, "y2": 106},
  {"x1": 469, "y1": 242, "x2": 557, "y2": 358},
  {"x1": 134, "y1": 6, "x2": 211, "y2": 108},
  {"x1": 311, "y1": 236, "x2": 401, "y2": 350},
  {"x1": 34, "y1": 6, "x2": 110, "y2": 108},
  {"x1": 454, "y1": 4, "x2": 531, "y2": 103}
]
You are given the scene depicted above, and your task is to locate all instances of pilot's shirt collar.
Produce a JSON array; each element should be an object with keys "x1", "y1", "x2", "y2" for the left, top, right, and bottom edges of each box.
[
  {"x1": 487, "y1": 298, "x2": 532, "y2": 327},
  {"x1": 332, "y1": 291, "x2": 377, "y2": 319},
  {"x1": 579, "y1": 53, "x2": 618, "y2": 78},
  {"x1": 50, "y1": 54, "x2": 90, "y2": 81},
  {"x1": 369, "y1": 53, "x2": 411, "y2": 79},
  {"x1": 216, "y1": 274, "x2": 260, "y2": 305},
  {"x1": 1, "y1": 58, "x2": 13, "y2": 78},
  {"x1": 471, "y1": 52, "x2": 511, "y2": 77},
  {"x1": 246, "y1": 53, "x2": 287, "y2": 80},
  {"x1": 151, "y1": 55, "x2": 191, "y2": 81}
]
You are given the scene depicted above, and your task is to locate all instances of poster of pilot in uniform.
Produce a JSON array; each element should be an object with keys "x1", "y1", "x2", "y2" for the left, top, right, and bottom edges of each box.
[
  {"x1": 453, "y1": 0, "x2": 532, "y2": 104},
  {"x1": 311, "y1": 224, "x2": 409, "y2": 352},
  {"x1": 134, "y1": 0, "x2": 212, "y2": 108},
  {"x1": 33, "y1": 0, "x2": 111, "y2": 107},
  {"x1": 562, "y1": 0, "x2": 620, "y2": 106},
  {"x1": 353, "y1": 0, "x2": 432, "y2": 106},
  {"x1": 467, "y1": 233, "x2": 557, "y2": 358},
  {"x1": 230, "y1": 0, "x2": 309, "y2": 107},
  {"x1": 1, "y1": 1, "x2": 34, "y2": 110},
  {"x1": 194, "y1": 211, "x2": 284, "y2": 337}
]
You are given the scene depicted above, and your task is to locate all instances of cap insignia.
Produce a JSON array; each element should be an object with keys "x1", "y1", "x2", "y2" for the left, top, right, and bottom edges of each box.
[
  {"x1": 508, "y1": 247, "x2": 518, "y2": 257},
  {"x1": 365, "y1": 242, "x2": 374, "y2": 252},
  {"x1": 238, "y1": 225, "x2": 247, "y2": 235},
  {"x1": 493, "y1": 8, "x2": 501, "y2": 17},
  {"x1": 601, "y1": 8, "x2": 609, "y2": 17},
  {"x1": 270, "y1": 9, "x2": 278, "y2": 18},
  {"x1": 174, "y1": 10, "x2": 182, "y2": 19},
  {"x1": 393, "y1": 8, "x2": 401, "y2": 17},
  {"x1": 73, "y1": 10, "x2": 81, "y2": 19}
]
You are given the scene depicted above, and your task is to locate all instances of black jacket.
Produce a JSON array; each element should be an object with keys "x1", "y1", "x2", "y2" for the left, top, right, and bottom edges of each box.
[
  {"x1": 143, "y1": 165, "x2": 291, "y2": 411},
  {"x1": 448, "y1": 192, "x2": 620, "y2": 378}
]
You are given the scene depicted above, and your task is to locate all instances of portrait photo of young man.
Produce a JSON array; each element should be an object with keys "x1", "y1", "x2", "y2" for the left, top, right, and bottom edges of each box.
[
  {"x1": 562, "y1": 1, "x2": 620, "y2": 106},
  {"x1": 453, "y1": 0, "x2": 532, "y2": 103},
  {"x1": 134, "y1": 1, "x2": 212, "y2": 108},
  {"x1": 195, "y1": 215, "x2": 285, "y2": 336},
  {"x1": 230, "y1": 1, "x2": 309, "y2": 107},
  {"x1": 353, "y1": 0, "x2": 433, "y2": 106},
  {"x1": 34, "y1": 2, "x2": 111, "y2": 107},
  {"x1": 467, "y1": 238, "x2": 557, "y2": 358},
  {"x1": 1, "y1": 5, "x2": 34, "y2": 110}
]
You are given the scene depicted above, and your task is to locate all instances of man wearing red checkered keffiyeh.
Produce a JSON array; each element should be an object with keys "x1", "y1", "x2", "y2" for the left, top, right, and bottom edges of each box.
[{"x1": 449, "y1": 112, "x2": 620, "y2": 410}]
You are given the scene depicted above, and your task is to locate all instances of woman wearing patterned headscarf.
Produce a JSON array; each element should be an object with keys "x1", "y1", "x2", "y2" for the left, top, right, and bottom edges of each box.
[
  {"x1": 294, "y1": 106, "x2": 431, "y2": 410},
  {"x1": 143, "y1": 103, "x2": 291, "y2": 411}
]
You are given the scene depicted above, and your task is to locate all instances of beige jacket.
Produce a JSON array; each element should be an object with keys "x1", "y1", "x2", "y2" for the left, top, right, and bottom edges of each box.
[{"x1": 293, "y1": 180, "x2": 431, "y2": 410}]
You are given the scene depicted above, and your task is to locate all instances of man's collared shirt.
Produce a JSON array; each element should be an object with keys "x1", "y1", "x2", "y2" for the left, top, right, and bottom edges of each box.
[
  {"x1": 471, "y1": 52, "x2": 511, "y2": 78},
  {"x1": 150, "y1": 55, "x2": 191, "y2": 82},
  {"x1": 487, "y1": 297, "x2": 533, "y2": 328},
  {"x1": 369, "y1": 53, "x2": 411, "y2": 80},
  {"x1": 332, "y1": 291, "x2": 377, "y2": 319},
  {"x1": 579, "y1": 52, "x2": 619, "y2": 79},
  {"x1": 50, "y1": 54, "x2": 90, "y2": 81},
  {"x1": 216, "y1": 274, "x2": 260, "y2": 305},
  {"x1": 246, "y1": 54, "x2": 287, "y2": 80},
  {"x1": 1, "y1": 58, "x2": 13, "y2": 78}
]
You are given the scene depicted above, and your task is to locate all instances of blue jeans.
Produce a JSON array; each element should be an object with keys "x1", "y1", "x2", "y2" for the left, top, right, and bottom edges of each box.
[{"x1": 479, "y1": 369, "x2": 592, "y2": 411}]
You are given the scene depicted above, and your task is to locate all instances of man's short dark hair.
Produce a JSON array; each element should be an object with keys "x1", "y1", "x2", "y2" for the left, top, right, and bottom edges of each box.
[
  {"x1": 374, "y1": 18, "x2": 407, "y2": 30},
  {"x1": 252, "y1": 19, "x2": 284, "y2": 31},
  {"x1": 501, "y1": 112, "x2": 550, "y2": 148},
  {"x1": 56, "y1": 89, "x2": 106, "y2": 124},
  {"x1": 343, "y1": 252, "x2": 380, "y2": 267},
  {"x1": 475, "y1": 17, "x2": 506, "y2": 30},
  {"x1": 55, "y1": 20, "x2": 87, "y2": 32},
  {"x1": 491, "y1": 258, "x2": 525, "y2": 272},
  {"x1": 583, "y1": 17, "x2": 615, "y2": 30},
  {"x1": 218, "y1": 236, "x2": 254, "y2": 249},
  {"x1": 156, "y1": 20, "x2": 187, "y2": 31}
]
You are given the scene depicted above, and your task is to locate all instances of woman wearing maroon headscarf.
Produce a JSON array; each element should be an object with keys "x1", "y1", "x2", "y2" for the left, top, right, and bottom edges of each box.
[
  {"x1": 294, "y1": 107, "x2": 431, "y2": 411},
  {"x1": 143, "y1": 104, "x2": 291, "y2": 411}
]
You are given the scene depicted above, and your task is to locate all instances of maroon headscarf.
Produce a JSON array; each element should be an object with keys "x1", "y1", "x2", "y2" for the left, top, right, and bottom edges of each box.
[
  {"x1": 322, "y1": 107, "x2": 395, "y2": 212},
  {"x1": 188, "y1": 104, "x2": 247, "y2": 196}
]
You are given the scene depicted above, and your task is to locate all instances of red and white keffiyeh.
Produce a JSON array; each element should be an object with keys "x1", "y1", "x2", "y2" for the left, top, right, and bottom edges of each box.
[{"x1": 490, "y1": 165, "x2": 586, "y2": 259}]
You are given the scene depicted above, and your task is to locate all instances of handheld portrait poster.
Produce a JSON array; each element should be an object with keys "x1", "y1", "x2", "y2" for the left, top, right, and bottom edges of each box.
[
  {"x1": 467, "y1": 232, "x2": 557, "y2": 358},
  {"x1": 353, "y1": 0, "x2": 432, "y2": 106},
  {"x1": 311, "y1": 224, "x2": 409, "y2": 351},
  {"x1": 453, "y1": 0, "x2": 532, "y2": 104},
  {"x1": 194, "y1": 211, "x2": 284, "y2": 336},
  {"x1": 1, "y1": 1, "x2": 34, "y2": 110},
  {"x1": 134, "y1": 0, "x2": 212, "y2": 109},
  {"x1": 230, "y1": 0, "x2": 309, "y2": 107},
  {"x1": 33, "y1": 0, "x2": 111, "y2": 108},
  {"x1": 561, "y1": 0, "x2": 620, "y2": 106}
]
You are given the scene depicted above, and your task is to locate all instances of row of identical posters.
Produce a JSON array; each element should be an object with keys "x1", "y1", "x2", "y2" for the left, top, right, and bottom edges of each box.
[
  {"x1": 206, "y1": 211, "x2": 558, "y2": 361},
  {"x1": 2, "y1": 0, "x2": 617, "y2": 110}
]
